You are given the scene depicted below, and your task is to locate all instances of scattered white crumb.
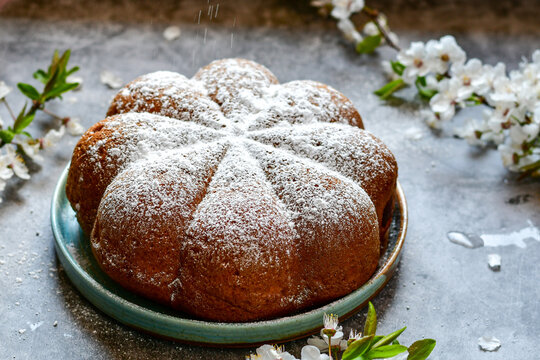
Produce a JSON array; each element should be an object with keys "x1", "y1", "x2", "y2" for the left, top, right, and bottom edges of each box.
[
  {"x1": 15, "y1": 277, "x2": 22, "y2": 283},
  {"x1": 487, "y1": 254, "x2": 501, "y2": 271},
  {"x1": 163, "y1": 26, "x2": 181, "y2": 41},
  {"x1": 67, "y1": 96, "x2": 78, "y2": 104},
  {"x1": 100, "y1": 71, "x2": 123, "y2": 89},
  {"x1": 478, "y1": 336, "x2": 501, "y2": 351},
  {"x1": 404, "y1": 126, "x2": 424, "y2": 140},
  {"x1": 15, "y1": 302, "x2": 20, "y2": 306},
  {"x1": 53, "y1": 320, "x2": 58, "y2": 327},
  {"x1": 18, "y1": 329, "x2": 26, "y2": 334}
]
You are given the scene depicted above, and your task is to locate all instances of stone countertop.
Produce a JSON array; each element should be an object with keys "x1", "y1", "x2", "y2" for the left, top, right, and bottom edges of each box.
[{"x1": 0, "y1": 1, "x2": 539, "y2": 359}]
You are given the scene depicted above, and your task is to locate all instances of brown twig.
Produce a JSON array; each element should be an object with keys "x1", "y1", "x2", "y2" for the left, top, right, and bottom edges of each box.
[
  {"x1": 362, "y1": 6, "x2": 401, "y2": 52},
  {"x1": 40, "y1": 107, "x2": 65, "y2": 122},
  {"x1": 2, "y1": 99, "x2": 16, "y2": 122}
]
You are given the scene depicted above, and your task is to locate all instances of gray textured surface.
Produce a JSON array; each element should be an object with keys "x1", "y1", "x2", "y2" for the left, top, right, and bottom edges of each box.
[{"x1": 0, "y1": 2, "x2": 539, "y2": 359}]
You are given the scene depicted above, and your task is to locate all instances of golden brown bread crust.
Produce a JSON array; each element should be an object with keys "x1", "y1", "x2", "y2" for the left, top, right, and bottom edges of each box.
[
  {"x1": 66, "y1": 58, "x2": 397, "y2": 322},
  {"x1": 66, "y1": 118, "x2": 125, "y2": 235}
]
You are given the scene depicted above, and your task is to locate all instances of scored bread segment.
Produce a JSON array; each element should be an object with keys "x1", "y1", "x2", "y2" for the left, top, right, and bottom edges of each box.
[{"x1": 66, "y1": 58, "x2": 398, "y2": 322}]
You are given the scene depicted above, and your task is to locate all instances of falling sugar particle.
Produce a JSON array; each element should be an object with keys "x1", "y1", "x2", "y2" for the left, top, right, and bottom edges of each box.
[
  {"x1": 198, "y1": 10, "x2": 201, "y2": 24},
  {"x1": 478, "y1": 336, "x2": 501, "y2": 351},
  {"x1": 215, "y1": 3, "x2": 219, "y2": 17},
  {"x1": 447, "y1": 231, "x2": 484, "y2": 248},
  {"x1": 100, "y1": 71, "x2": 123, "y2": 89},
  {"x1": 230, "y1": 33, "x2": 234, "y2": 48},
  {"x1": 204, "y1": 28, "x2": 208, "y2": 44},
  {"x1": 487, "y1": 254, "x2": 501, "y2": 271},
  {"x1": 163, "y1": 26, "x2": 181, "y2": 41}
]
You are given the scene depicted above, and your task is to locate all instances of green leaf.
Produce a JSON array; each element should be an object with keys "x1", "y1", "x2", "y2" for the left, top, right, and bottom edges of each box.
[
  {"x1": 407, "y1": 339, "x2": 436, "y2": 360},
  {"x1": 65, "y1": 66, "x2": 80, "y2": 77},
  {"x1": 372, "y1": 327, "x2": 407, "y2": 348},
  {"x1": 356, "y1": 35, "x2": 382, "y2": 54},
  {"x1": 342, "y1": 335, "x2": 374, "y2": 360},
  {"x1": 391, "y1": 61, "x2": 405, "y2": 76},
  {"x1": 43, "y1": 67, "x2": 59, "y2": 96},
  {"x1": 372, "y1": 335, "x2": 384, "y2": 344},
  {"x1": 520, "y1": 159, "x2": 540, "y2": 172},
  {"x1": 33, "y1": 69, "x2": 49, "y2": 84},
  {"x1": 414, "y1": 77, "x2": 437, "y2": 100},
  {"x1": 13, "y1": 113, "x2": 35, "y2": 134},
  {"x1": 418, "y1": 88, "x2": 437, "y2": 100},
  {"x1": 392, "y1": 340, "x2": 400, "y2": 345},
  {"x1": 367, "y1": 344, "x2": 408, "y2": 359},
  {"x1": 374, "y1": 79, "x2": 406, "y2": 99},
  {"x1": 0, "y1": 129, "x2": 15, "y2": 144},
  {"x1": 364, "y1": 302, "x2": 377, "y2": 337},
  {"x1": 416, "y1": 76, "x2": 427, "y2": 87},
  {"x1": 17, "y1": 83, "x2": 40, "y2": 101},
  {"x1": 44, "y1": 82, "x2": 79, "y2": 101}
]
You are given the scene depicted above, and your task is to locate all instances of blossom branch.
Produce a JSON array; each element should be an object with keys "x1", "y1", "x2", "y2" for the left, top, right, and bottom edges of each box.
[
  {"x1": 361, "y1": 6, "x2": 401, "y2": 51},
  {"x1": 0, "y1": 49, "x2": 84, "y2": 204},
  {"x1": 246, "y1": 303, "x2": 436, "y2": 360}
]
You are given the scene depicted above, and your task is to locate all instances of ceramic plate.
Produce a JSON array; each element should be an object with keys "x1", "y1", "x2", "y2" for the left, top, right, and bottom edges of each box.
[{"x1": 51, "y1": 164, "x2": 407, "y2": 346}]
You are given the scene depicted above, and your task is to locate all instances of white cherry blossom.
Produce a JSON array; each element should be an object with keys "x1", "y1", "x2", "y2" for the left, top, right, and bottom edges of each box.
[
  {"x1": 255, "y1": 345, "x2": 297, "y2": 360},
  {"x1": 450, "y1": 58, "x2": 486, "y2": 98},
  {"x1": 65, "y1": 117, "x2": 85, "y2": 136},
  {"x1": 5, "y1": 144, "x2": 29, "y2": 180},
  {"x1": 425, "y1": 35, "x2": 466, "y2": 73},
  {"x1": 17, "y1": 136, "x2": 43, "y2": 162},
  {"x1": 419, "y1": 108, "x2": 442, "y2": 129},
  {"x1": 429, "y1": 77, "x2": 464, "y2": 121},
  {"x1": 398, "y1": 42, "x2": 431, "y2": 83},
  {"x1": 363, "y1": 21, "x2": 378, "y2": 36},
  {"x1": 479, "y1": 63, "x2": 506, "y2": 100},
  {"x1": 0, "y1": 81, "x2": 11, "y2": 100},
  {"x1": 41, "y1": 126, "x2": 65, "y2": 149},
  {"x1": 331, "y1": 0, "x2": 364, "y2": 19},
  {"x1": 0, "y1": 150, "x2": 14, "y2": 181},
  {"x1": 454, "y1": 118, "x2": 490, "y2": 146},
  {"x1": 300, "y1": 346, "x2": 330, "y2": 360},
  {"x1": 337, "y1": 18, "x2": 363, "y2": 44}
]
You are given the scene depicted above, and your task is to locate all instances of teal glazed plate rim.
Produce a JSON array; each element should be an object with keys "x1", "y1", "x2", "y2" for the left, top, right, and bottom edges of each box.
[{"x1": 51, "y1": 164, "x2": 407, "y2": 347}]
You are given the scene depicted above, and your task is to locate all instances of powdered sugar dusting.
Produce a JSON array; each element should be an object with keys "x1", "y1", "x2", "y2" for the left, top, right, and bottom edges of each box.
[
  {"x1": 183, "y1": 142, "x2": 298, "y2": 269},
  {"x1": 244, "y1": 140, "x2": 376, "y2": 239},
  {"x1": 69, "y1": 58, "x2": 397, "y2": 320},
  {"x1": 248, "y1": 123, "x2": 396, "y2": 194},
  {"x1": 109, "y1": 71, "x2": 229, "y2": 130},
  {"x1": 86, "y1": 112, "x2": 224, "y2": 174}
]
